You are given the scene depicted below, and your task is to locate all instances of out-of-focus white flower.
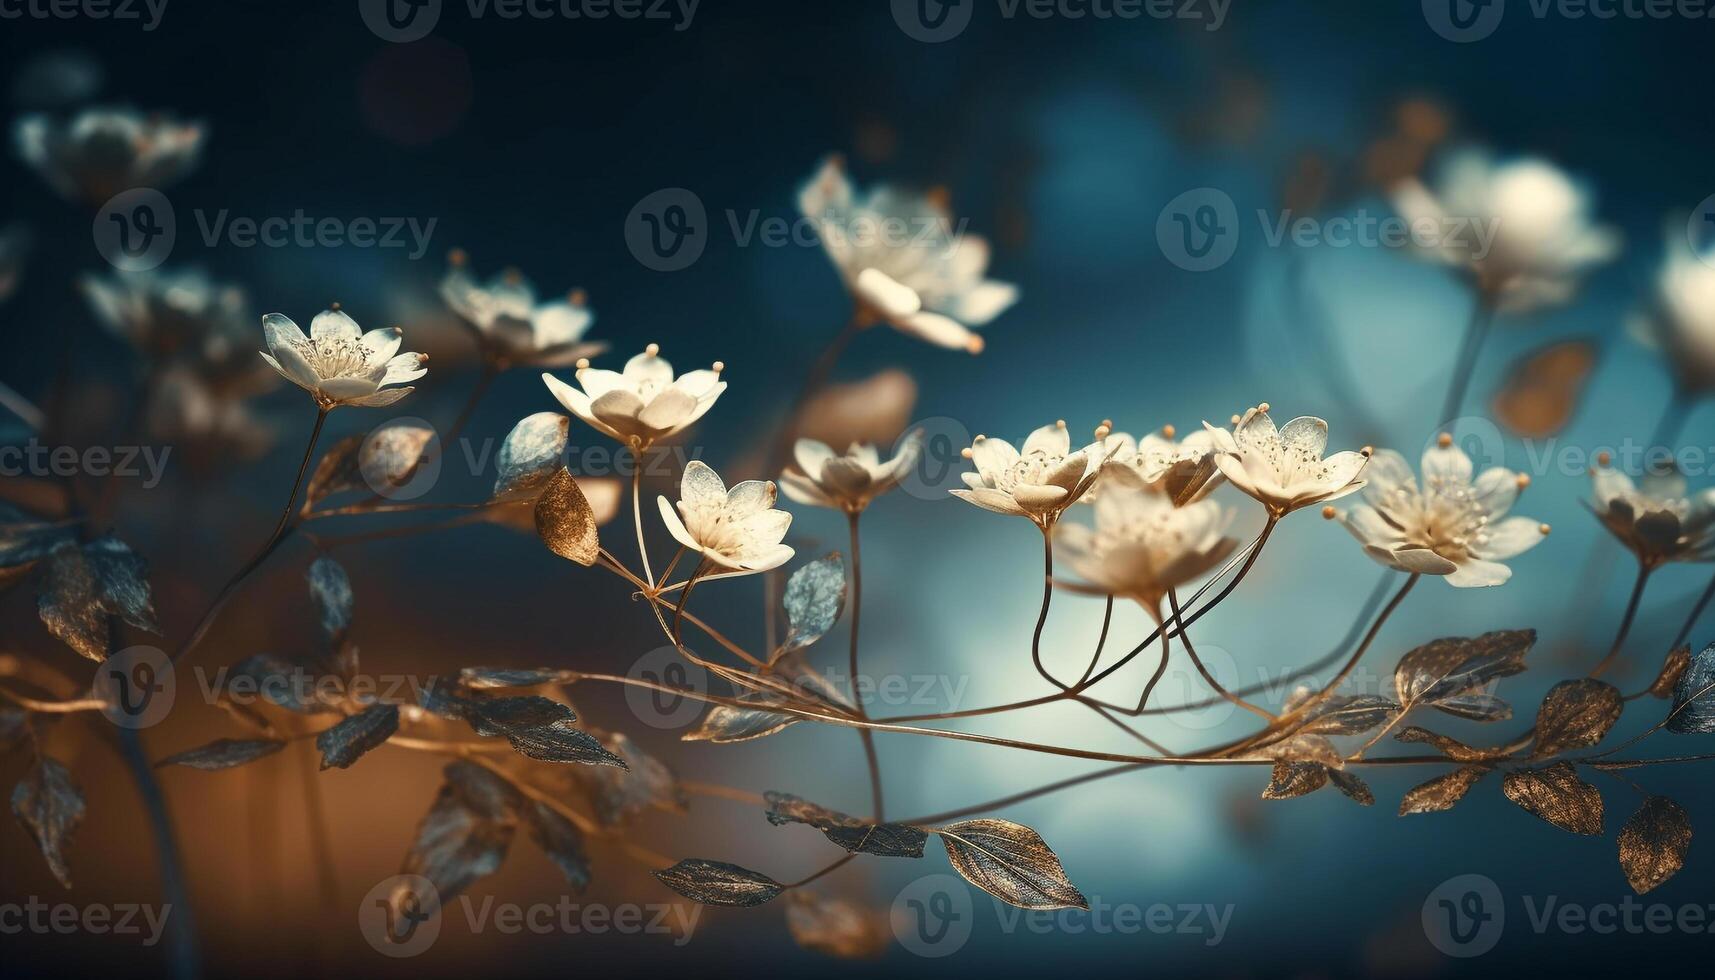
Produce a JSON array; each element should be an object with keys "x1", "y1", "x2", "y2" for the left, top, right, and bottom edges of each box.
[
  {"x1": 1333, "y1": 435, "x2": 1548, "y2": 588},
  {"x1": 951, "y1": 420, "x2": 1102, "y2": 526},
  {"x1": 1391, "y1": 149, "x2": 1618, "y2": 313},
  {"x1": 259, "y1": 307, "x2": 426, "y2": 410},
  {"x1": 1055, "y1": 464, "x2": 1238, "y2": 611},
  {"x1": 80, "y1": 267, "x2": 256, "y2": 372},
  {"x1": 799, "y1": 155, "x2": 1017, "y2": 353},
  {"x1": 1631, "y1": 224, "x2": 1715, "y2": 392},
  {"x1": 14, "y1": 107, "x2": 205, "y2": 204},
  {"x1": 658, "y1": 460, "x2": 794, "y2": 574},
  {"x1": 148, "y1": 366, "x2": 273, "y2": 463},
  {"x1": 542, "y1": 344, "x2": 725, "y2": 449},
  {"x1": 1204, "y1": 405, "x2": 1369, "y2": 518},
  {"x1": 1093, "y1": 424, "x2": 1223, "y2": 506},
  {"x1": 780, "y1": 432, "x2": 922, "y2": 513},
  {"x1": 1590, "y1": 460, "x2": 1715, "y2": 566},
  {"x1": 439, "y1": 250, "x2": 606, "y2": 368}
]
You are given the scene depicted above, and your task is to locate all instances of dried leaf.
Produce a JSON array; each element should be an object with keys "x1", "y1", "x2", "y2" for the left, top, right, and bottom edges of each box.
[
  {"x1": 157, "y1": 738, "x2": 287, "y2": 771},
  {"x1": 1394, "y1": 726, "x2": 1505, "y2": 762},
  {"x1": 1430, "y1": 692, "x2": 1512, "y2": 722},
  {"x1": 575, "y1": 733, "x2": 686, "y2": 825},
  {"x1": 316, "y1": 703, "x2": 399, "y2": 770},
  {"x1": 1649, "y1": 646, "x2": 1691, "y2": 700},
  {"x1": 534, "y1": 468, "x2": 599, "y2": 566},
  {"x1": 359, "y1": 422, "x2": 435, "y2": 493},
  {"x1": 1328, "y1": 769, "x2": 1375, "y2": 806},
  {"x1": 1295, "y1": 695, "x2": 1399, "y2": 736},
  {"x1": 1394, "y1": 629, "x2": 1533, "y2": 705},
  {"x1": 1530, "y1": 678, "x2": 1623, "y2": 759},
  {"x1": 1502, "y1": 763, "x2": 1604, "y2": 835},
  {"x1": 493, "y1": 412, "x2": 570, "y2": 499},
  {"x1": 683, "y1": 698, "x2": 800, "y2": 744},
  {"x1": 1617, "y1": 796, "x2": 1691, "y2": 895},
  {"x1": 936, "y1": 819, "x2": 1087, "y2": 911},
  {"x1": 36, "y1": 542, "x2": 106, "y2": 661},
  {"x1": 467, "y1": 695, "x2": 575, "y2": 736},
  {"x1": 11, "y1": 757, "x2": 84, "y2": 887},
  {"x1": 764, "y1": 792, "x2": 927, "y2": 858},
  {"x1": 1262, "y1": 761, "x2": 1329, "y2": 800},
  {"x1": 654, "y1": 859, "x2": 783, "y2": 907},
  {"x1": 81, "y1": 535, "x2": 159, "y2": 633},
  {"x1": 785, "y1": 893, "x2": 888, "y2": 959},
  {"x1": 503, "y1": 721, "x2": 626, "y2": 767},
  {"x1": 781, "y1": 555, "x2": 846, "y2": 654},
  {"x1": 1492, "y1": 338, "x2": 1597, "y2": 438},
  {"x1": 306, "y1": 556, "x2": 353, "y2": 640},
  {"x1": 306, "y1": 434, "x2": 365, "y2": 505},
  {"x1": 1398, "y1": 766, "x2": 1491, "y2": 816},
  {"x1": 1667, "y1": 643, "x2": 1715, "y2": 734},
  {"x1": 402, "y1": 762, "x2": 518, "y2": 905},
  {"x1": 1268, "y1": 734, "x2": 1345, "y2": 769},
  {"x1": 459, "y1": 666, "x2": 576, "y2": 689},
  {"x1": 522, "y1": 799, "x2": 590, "y2": 892}
]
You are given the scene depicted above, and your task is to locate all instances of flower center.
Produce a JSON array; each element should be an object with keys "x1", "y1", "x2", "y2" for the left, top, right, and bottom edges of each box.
[{"x1": 293, "y1": 338, "x2": 371, "y2": 380}]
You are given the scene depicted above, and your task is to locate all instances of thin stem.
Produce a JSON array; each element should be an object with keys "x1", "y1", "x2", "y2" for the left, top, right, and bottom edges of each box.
[
  {"x1": 1591, "y1": 563, "x2": 1653, "y2": 678},
  {"x1": 172, "y1": 407, "x2": 327, "y2": 667},
  {"x1": 849, "y1": 511, "x2": 884, "y2": 820},
  {"x1": 1672, "y1": 570, "x2": 1715, "y2": 651},
  {"x1": 1168, "y1": 588, "x2": 1272, "y2": 720},
  {"x1": 782, "y1": 854, "x2": 855, "y2": 889},
  {"x1": 1030, "y1": 527, "x2": 1061, "y2": 688},
  {"x1": 1438, "y1": 293, "x2": 1496, "y2": 426},
  {"x1": 1135, "y1": 620, "x2": 1173, "y2": 712},
  {"x1": 1077, "y1": 596, "x2": 1116, "y2": 687},
  {"x1": 631, "y1": 449, "x2": 655, "y2": 589}
]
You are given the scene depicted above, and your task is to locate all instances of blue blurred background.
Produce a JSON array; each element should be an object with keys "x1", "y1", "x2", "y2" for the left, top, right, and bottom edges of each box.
[{"x1": 2, "y1": 1, "x2": 1713, "y2": 977}]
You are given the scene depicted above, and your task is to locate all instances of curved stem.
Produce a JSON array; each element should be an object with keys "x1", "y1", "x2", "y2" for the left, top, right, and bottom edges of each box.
[
  {"x1": 1438, "y1": 294, "x2": 1496, "y2": 426},
  {"x1": 1591, "y1": 563, "x2": 1653, "y2": 678},
  {"x1": 1030, "y1": 527, "x2": 1061, "y2": 689},
  {"x1": 1168, "y1": 587, "x2": 1272, "y2": 720},
  {"x1": 1671, "y1": 570, "x2": 1715, "y2": 651},
  {"x1": 1077, "y1": 596, "x2": 1116, "y2": 687},
  {"x1": 783, "y1": 853, "x2": 855, "y2": 889},
  {"x1": 631, "y1": 450, "x2": 655, "y2": 589},
  {"x1": 848, "y1": 511, "x2": 884, "y2": 820}
]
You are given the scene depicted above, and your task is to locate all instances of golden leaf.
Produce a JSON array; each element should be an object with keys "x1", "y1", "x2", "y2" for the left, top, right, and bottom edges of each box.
[
  {"x1": 1328, "y1": 769, "x2": 1374, "y2": 807},
  {"x1": 1398, "y1": 765, "x2": 1490, "y2": 816},
  {"x1": 1617, "y1": 797, "x2": 1691, "y2": 895},
  {"x1": 936, "y1": 819, "x2": 1087, "y2": 911},
  {"x1": 1394, "y1": 726, "x2": 1504, "y2": 762},
  {"x1": 1262, "y1": 761, "x2": 1328, "y2": 800},
  {"x1": 1492, "y1": 339, "x2": 1597, "y2": 439},
  {"x1": 1502, "y1": 763, "x2": 1604, "y2": 835},
  {"x1": 1530, "y1": 678, "x2": 1623, "y2": 759},
  {"x1": 1649, "y1": 646, "x2": 1692, "y2": 700},
  {"x1": 533, "y1": 468, "x2": 599, "y2": 566}
]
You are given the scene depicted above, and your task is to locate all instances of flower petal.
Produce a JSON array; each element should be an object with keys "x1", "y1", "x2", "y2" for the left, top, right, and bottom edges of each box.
[
  {"x1": 262, "y1": 312, "x2": 308, "y2": 352},
  {"x1": 657, "y1": 495, "x2": 701, "y2": 552},
  {"x1": 680, "y1": 460, "x2": 726, "y2": 506},
  {"x1": 1444, "y1": 558, "x2": 1513, "y2": 588},
  {"x1": 1022, "y1": 422, "x2": 1071, "y2": 458},
  {"x1": 1475, "y1": 516, "x2": 1547, "y2": 560},
  {"x1": 951, "y1": 487, "x2": 1027, "y2": 516},
  {"x1": 1279, "y1": 416, "x2": 1329, "y2": 457},
  {"x1": 311, "y1": 308, "x2": 362, "y2": 343}
]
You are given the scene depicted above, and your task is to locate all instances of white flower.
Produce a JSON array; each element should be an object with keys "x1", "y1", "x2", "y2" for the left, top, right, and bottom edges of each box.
[
  {"x1": 259, "y1": 307, "x2": 427, "y2": 410},
  {"x1": 657, "y1": 461, "x2": 794, "y2": 574},
  {"x1": 1334, "y1": 435, "x2": 1548, "y2": 588},
  {"x1": 440, "y1": 251, "x2": 606, "y2": 368},
  {"x1": 81, "y1": 267, "x2": 260, "y2": 378},
  {"x1": 542, "y1": 344, "x2": 725, "y2": 448},
  {"x1": 951, "y1": 421, "x2": 1102, "y2": 526},
  {"x1": 1590, "y1": 462, "x2": 1715, "y2": 566},
  {"x1": 1631, "y1": 224, "x2": 1715, "y2": 392},
  {"x1": 14, "y1": 107, "x2": 205, "y2": 204},
  {"x1": 799, "y1": 156, "x2": 1017, "y2": 353},
  {"x1": 780, "y1": 432, "x2": 923, "y2": 513},
  {"x1": 1204, "y1": 405, "x2": 1369, "y2": 517},
  {"x1": 148, "y1": 366, "x2": 273, "y2": 462},
  {"x1": 1091, "y1": 424, "x2": 1223, "y2": 506},
  {"x1": 1391, "y1": 149, "x2": 1618, "y2": 313},
  {"x1": 1055, "y1": 465, "x2": 1238, "y2": 610}
]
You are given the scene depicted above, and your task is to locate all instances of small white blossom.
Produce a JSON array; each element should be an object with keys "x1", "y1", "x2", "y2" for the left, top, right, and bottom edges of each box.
[
  {"x1": 1055, "y1": 465, "x2": 1238, "y2": 611},
  {"x1": 81, "y1": 267, "x2": 259, "y2": 379},
  {"x1": 14, "y1": 107, "x2": 205, "y2": 204},
  {"x1": 1091, "y1": 424, "x2": 1223, "y2": 506},
  {"x1": 440, "y1": 251, "x2": 606, "y2": 368},
  {"x1": 542, "y1": 344, "x2": 725, "y2": 448},
  {"x1": 1204, "y1": 405, "x2": 1369, "y2": 517},
  {"x1": 780, "y1": 432, "x2": 923, "y2": 513},
  {"x1": 1591, "y1": 462, "x2": 1715, "y2": 566},
  {"x1": 1335, "y1": 435, "x2": 1548, "y2": 588},
  {"x1": 1630, "y1": 224, "x2": 1715, "y2": 393},
  {"x1": 951, "y1": 421, "x2": 1102, "y2": 526},
  {"x1": 800, "y1": 156, "x2": 1017, "y2": 353},
  {"x1": 658, "y1": 461, "x2": 794, "y2": 574},
  {"x1": 1391, "y1": 149, "x2": 1618, "y2": 312},
  {"x1": 259, "y1": 307, "x2": 427, "y2": 410}
]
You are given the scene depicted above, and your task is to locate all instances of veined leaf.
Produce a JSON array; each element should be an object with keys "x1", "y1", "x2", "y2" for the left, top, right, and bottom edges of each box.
[
  {"x1": 654, "y1": 859, "x2": 782, "y2": 907},
  {"x1": 306, "y1": 556, "x2": 353, "y2": 641},
  {"x1": 936, "y1": 819, "x2": 1087, "y2": 911},
  {"x1": 683, "y1": 698, "x2": 800, "y2": 744},
  {"x1": 81, "y1": 535, "x2": 160, "y2": 634},
  {"x1": 1394, "y1": 726, "x2": 1504, "y2": 762},
  {"x1": 573, "y1": 733, "x2": 685, "y2": 825},
  {"x1": 1393, "y1": 629, "x2": 1534, "y2": 705},
  {"x1": 316, "y1": 703, "x2": 399, "y2": 770},
  {"x1": 1666, "y1": 643, "x2": 1715, "y2": 734},
  {"x1": 493, "y1": 413, "x2": 570, "y2": 499},
  {"x1": 522, "y1": 799, "x2": 590, "y2": 892},
  {"x1": 503, "y1": 721, "x2": 626, "y2": 767},
  {"x1": 534, "y1": 468, "x2": 599, "y2": 566},
  {"x1": 1262, "y1": 761, "x2": 1328, "y2": 800},
  {"x1": 1530, "y1": 678, "x2": 1622, "y2": 759},
  {"x1": 1431, "y1": 692, "x2": 1512, "y2": 722},
  {"x1": 401, "y1": 762, "x2": 519, "y2": 908},
  {"x1": 780, "y1": 555, "x2": 846, "y2": 655},
  {"x1": 1502, "y1": 763, "x2": 1603, "y2": 835},
  {"x1": 1398, "y1": 766, "x2": 1490, "y2": 816},
  {"x1": 1327, "y1": 769, "x2": 1374, "y2": 806},
  {"x1": 459, "y1": 666, "x2": 576, "y2": 689},
  {"x1": 305, "y1": 434, "x2": 366, "y2": 505},
  {"x1": 1617, "y1": 796, "x2": 1691, "y2": 895},
  {"x1": 1649, "y1": 646, "x2": 1691, "y2": 700},
  {"x1": 157, "y1": 738, "x2": 287, "y2": 771},
  {"x1": 764, "y1": 792, "x2": 927, "y2": 858},
  {"x1": 1294, "y1": 695, "x2": 1399, "y2": 736},
  {"x1": 35, "y1": 543, "x2": 105, "y2": 661},
  {"x1": 11, "y1": 757, "x2": 84, "y2": 887}
]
